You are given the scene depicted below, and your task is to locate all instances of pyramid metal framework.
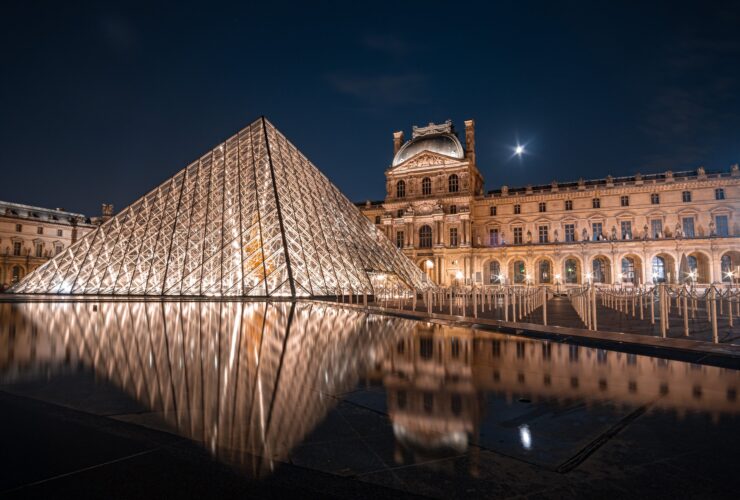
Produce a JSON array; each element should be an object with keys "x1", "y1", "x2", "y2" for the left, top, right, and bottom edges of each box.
[{"x1": 12, "y1": 117, "x2": 431, "y2": 297}]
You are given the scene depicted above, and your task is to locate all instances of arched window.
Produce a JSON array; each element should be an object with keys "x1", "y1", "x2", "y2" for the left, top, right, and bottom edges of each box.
[
  {"x1": 513, "y1": 260, "x2": 526, "y2": 283},
  {"x1": 11, "y1": 265, "x2": 22, "y2": 284},
  {"x1": 622, "y1": 257, "x2": 636, "y2": 284},
  {"x1": 592, "y1": 258, "x2": 607, "y2": 283},
  {"x1": 721, "y1": 254, "x2": 733, "y2": 282},
  {"x1": 489, "y1": 261, "x2": 501, "y2": 284},
  {"x1": 396, "y1": 180, "x2": 406, "y2": 198},
  {"x1": 565, "y1": 259, "x2": 578, "y2": 284},
  {"x1": 422, "y1": 177, "x2": 432, "y2": 196},
  {"x1": 448, "y1": 174, "x2": 459, "y2": 193},
  {"x1": 652, "y1": 256, "x2": 666, "y2": 283},
  {"x1": 419, "y1": 225, "x2": 432, "y2": 248},
  {"x1": 539, "y1": 260, "x2": 551, "y2": 283}
]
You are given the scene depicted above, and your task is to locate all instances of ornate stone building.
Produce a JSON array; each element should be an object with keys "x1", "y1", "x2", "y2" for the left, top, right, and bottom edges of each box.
[
  {"x1": 359, "y1": 120, "x2": 740, "y2": 287},
  {"x1": 0, "y1": 201, "x2": 101, "y2": 288}
]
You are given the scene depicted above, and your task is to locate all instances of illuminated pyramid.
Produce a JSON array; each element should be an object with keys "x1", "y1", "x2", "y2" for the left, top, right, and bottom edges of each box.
[{"x1": 12, "y1": 117, "x2": 431, "y2": 297}]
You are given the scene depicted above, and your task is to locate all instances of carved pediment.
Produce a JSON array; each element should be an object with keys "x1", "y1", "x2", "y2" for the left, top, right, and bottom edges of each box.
[{"x1": 391, "y1": 151, "x2": 463, "y2": 173}]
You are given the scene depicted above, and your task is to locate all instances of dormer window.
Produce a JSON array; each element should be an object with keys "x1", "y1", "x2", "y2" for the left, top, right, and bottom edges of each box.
[
  {"x1": 396, "y1": 180, "x2": 406, "y2": 198},
  {"x1": 448, "y1": 174, "x2": 459, "y2": 193},
  {"x1": 422, "y1": 177, "x2": 432, "y2": 196}
]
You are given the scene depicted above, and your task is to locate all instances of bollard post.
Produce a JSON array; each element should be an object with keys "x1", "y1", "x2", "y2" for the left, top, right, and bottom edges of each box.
[
  {"x1": 504, "y1": 289, "x2": 509, "y2": 322},
  {"x1": 542, "y1": 286, "x2": 547, "y2": 326},
  {"x1": 650, "y1": 287, "x2": 655, "y2": 325},
  {"x1": 711, "y1": 286, "x2": 718, "y2": 343},
  {"x1": 682, "y1": 292, "x2": 689, "y2": 337}
]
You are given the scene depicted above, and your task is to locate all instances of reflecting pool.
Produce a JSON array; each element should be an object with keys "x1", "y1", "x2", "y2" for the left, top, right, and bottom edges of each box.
[{"x1": 1, "y1": 301, "x2": 740, "y2": 496}]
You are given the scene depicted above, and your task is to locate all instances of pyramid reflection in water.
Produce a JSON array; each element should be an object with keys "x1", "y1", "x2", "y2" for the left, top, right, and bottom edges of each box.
[
  {"x1": 0, "y1": 301, "x2": 413, "y2": 476},
  {"x1": 12, "y1": 117, "x2": 430, "y2": 296}
]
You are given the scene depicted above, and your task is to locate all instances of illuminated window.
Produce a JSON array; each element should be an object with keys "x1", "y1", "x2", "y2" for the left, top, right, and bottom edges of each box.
[
  {"x1": 565, "y1": 258, "x2": 578, "y2": 283},
  {"x1": 652, "y1": 256, "x2": 666, "y2": 283},
  {"x1": 513, "y1": 260, "x2": 526, "y2": 283},
  {"x1": 489, "y1": 261, "x2": 501, "y2": 283}
]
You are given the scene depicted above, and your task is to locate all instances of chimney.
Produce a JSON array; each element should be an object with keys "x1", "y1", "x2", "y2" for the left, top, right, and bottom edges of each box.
[
  {"x1": 464, "y1": 119, "x2": 476, "y2": 164},
  {"x1": 393, "y1": 131, "x2": 405, "y2": 155},
  {"x1": 101, "y1": 203, "x2": 114, "y2": 222}
]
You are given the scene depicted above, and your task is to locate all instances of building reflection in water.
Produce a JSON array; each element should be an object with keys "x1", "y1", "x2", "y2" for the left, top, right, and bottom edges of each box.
[{"x1": 1, "y1": 301, "x2": 739, "y2": 477}]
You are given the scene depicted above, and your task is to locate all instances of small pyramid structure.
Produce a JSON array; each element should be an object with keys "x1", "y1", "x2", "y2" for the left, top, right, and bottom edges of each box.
[{"x1": 12, "y1": 117, "x2": 432, "y2": 297}]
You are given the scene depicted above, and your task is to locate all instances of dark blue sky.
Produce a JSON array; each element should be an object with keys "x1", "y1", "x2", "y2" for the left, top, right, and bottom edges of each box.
[{"x1": 2, "y1": 1, "x2": 739, "y2": 215}]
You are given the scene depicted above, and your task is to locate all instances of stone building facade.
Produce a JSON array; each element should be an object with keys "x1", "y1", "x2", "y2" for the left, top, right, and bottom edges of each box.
[
  {"x1": 0, "y1": 201, "x2": 102, "y2": 288},
  {"x1": 358, "y1": 120, "x2": 740, "y2": 287}
]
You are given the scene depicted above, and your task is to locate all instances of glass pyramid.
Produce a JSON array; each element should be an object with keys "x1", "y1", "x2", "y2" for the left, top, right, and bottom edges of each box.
[{"x1": 11, "y1": 117, "x2": 432, "y2": 297}]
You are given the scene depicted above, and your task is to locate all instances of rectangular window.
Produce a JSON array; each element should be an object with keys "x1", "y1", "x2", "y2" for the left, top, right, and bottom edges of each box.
[
  {"x1": 57, "y1": 229, "x2": 63, "y2": 237},
  {"x1": 489, "y1": 228, "x2": 499, "y2": 246},
  {"x1": 565, "y1": 224, "x2": 575, "y2": 242},
  {"x1": 651, "y1": 193, "x2": 660, "y2": 204},
  {"x1": 592, "y1": 222, "x2": 603, "y2": 241},
  {"x1": 682, "y1": 217, "x2": 695, "y2": 237},
  {"x1": 513, "y1": 227, "x2": 523, "y2": 244},
  {"x1": 538, "y1": 202, "x2": 546, "y2": 213},
  {"x1": 490, "y1": 205, "x2": 497, "y2": 216},
  {"x1": 449, "y1": 227, "x2": 458, "y2": 247},
  {"x1": 396, "y1": 209, "x2": 403, "y2": 218},
  {"x1": 35, "y1": 244, "x2": 43, "y2": 257},
  {"x1": 715, "y1": 188, "x2": 725, "y2": 200},
  {"x1": 620, "y1": 221, "x2": 632, "y2": 239},
  {"x1": 651, "y1": 219, "x2": 663, "y2": 238},
  {"x1": 592, "y1": 198, "x2": 600, "y2": 209},
  {"x1": 37, "y1": 226, "x2": 43, "y2": 235},
  {"x1": 565, "y1": 200, "x2": 573, "y2": 211},
  {"x1": 715, "y1": 215, "x2": 729, "y2": 236},
  {"x1": 538, "y1": 225, "x2": 548, "y2": 243},
  {"x1": 13, "y1": 242, "x2": 22, "y2": 256},
  {"x1": 514, "y1": 204, "x2": 521, "y2": 215},
  {"x1": 396, "y1": 231, "x2": 404, "y2": 248},
  {"x1": 15, "y1": 224, "x2": 22, "y2": 232},
  {"x1": 620, "y1": 195, "x2": 629, "y2": 207},
  {"x1": 55, "y1": 244, "x2": 63, "y2": 255},
  {"x1": 682, "y1": 191, "x2": 692, "y2": 202}
]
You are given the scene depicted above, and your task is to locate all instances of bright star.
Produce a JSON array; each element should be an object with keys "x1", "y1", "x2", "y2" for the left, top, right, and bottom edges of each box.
[{"x1": 515, "y1": 145, "x2": 525, "y2": 156}]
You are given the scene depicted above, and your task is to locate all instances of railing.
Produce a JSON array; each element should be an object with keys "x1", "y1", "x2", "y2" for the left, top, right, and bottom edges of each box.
[
  {"x1": 568, "y1": 285, "x2": 597, "y2": 330},
  {"x1": 598, "y1": 284, "x2": 739, "y2": 343}
]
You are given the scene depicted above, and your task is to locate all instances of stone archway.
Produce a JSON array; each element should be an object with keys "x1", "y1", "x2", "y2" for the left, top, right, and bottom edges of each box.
[
  {"x1": 483, "y1": 258, "x2": 503, "y2": 284},
  {"x1": 680, "y1": 251, "x2": 712, "y2": 284},
  {"x1": 721, "y1": 251, "x2": 740, "y2": 283},
  {"x1": 534, "y1": 257, "x2": 554, "y2": 284},
  {"x1": 650, "y1": 253, "x2": 677, "y2": 283},
  {"x1": 591, "y1": 255, "x2": 612, "y2": 284},
  {"x1": 619, "y1": 254, "x2": 643, "y2": 285},
  {"x1": 562, "y1": 256, "x2": 582, "y2": 285}
]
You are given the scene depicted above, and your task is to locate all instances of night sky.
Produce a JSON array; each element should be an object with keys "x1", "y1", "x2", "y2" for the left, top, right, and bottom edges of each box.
[{"x1": 2, "y1": 1, "x2": 739, "y2": 216}]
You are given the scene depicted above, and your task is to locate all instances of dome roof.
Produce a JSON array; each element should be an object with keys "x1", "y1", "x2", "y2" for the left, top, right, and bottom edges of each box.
[{"x1": 392, "y1": 133, "x2": 464, "y2": 166}]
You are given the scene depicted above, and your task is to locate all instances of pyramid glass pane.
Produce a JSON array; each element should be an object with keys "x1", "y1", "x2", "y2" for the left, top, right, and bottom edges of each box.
[{"x1": 11, "y1": 117, "x2": 432, "y2": 297}]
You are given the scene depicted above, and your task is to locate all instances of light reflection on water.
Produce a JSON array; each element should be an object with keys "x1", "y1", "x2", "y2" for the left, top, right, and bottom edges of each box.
[{"x1": 1, "y1": 301, "x2": 739, "y2": 476}]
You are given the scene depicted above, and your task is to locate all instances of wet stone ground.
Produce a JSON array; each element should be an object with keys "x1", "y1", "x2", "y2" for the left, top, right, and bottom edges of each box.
[{"x1": 1, "y1": 370, "x2": 739, "y2": 499}]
